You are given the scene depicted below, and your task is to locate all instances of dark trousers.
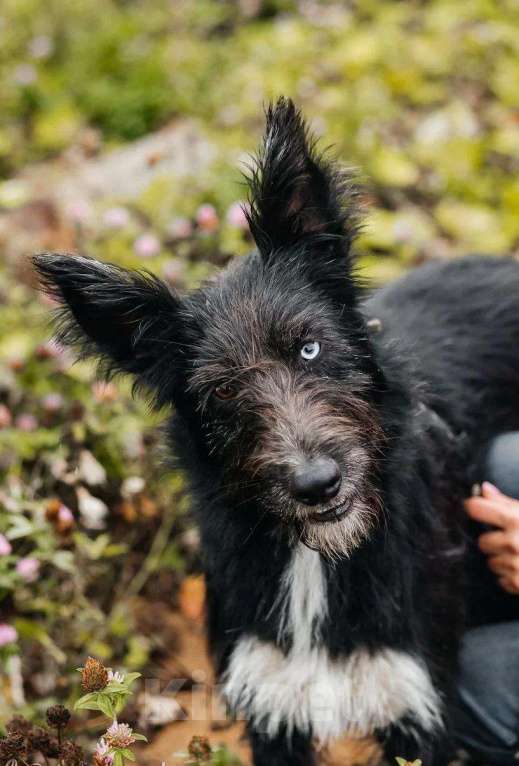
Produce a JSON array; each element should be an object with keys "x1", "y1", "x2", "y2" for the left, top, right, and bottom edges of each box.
[{"x1": 453, "y1": 433, "x2": 519, "y2": 764}]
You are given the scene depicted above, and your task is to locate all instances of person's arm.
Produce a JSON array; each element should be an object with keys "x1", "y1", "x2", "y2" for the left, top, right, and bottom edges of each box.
[{"x1": 465, "y1": 482, "x2": 519, "y2": 595}]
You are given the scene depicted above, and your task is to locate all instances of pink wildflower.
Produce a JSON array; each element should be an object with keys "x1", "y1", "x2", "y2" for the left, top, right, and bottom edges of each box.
[
  {"x1": 16, "y1": 557, "x2": 40, "y2": 583},
  {"x1": 93, "y1": 739, "x2": 113, "y2": 766},
  {"x1": 103, "y1": 207, "x2": 130, "y2": 229},
  {"x1": 162, "y1": 260, "x2": 185, "y2": 285},
  {"x1": 42, "y1": 393, "x2": 64, "y2": 412},
  {"x1": 0, "y1": 624, "x2": 18, "y2": 647},
  {"x1": 36, "y1": 340, "x2": 64, "y2": 359},
  {"x1": 226, "y1": 201, "x2": 249, "y2": 230},
  {"x1": 0, "y1": 405, "x2": 12, "y2": 428},
  {"x1": 195, "y1": 204, "x2": 219, "y2": 233},
  {"x1": 15, "y1": 413, "x2": 38, "y2": 432},
  {"x1": 166, "y1": 217, "x2": 192, "y2": 239},
  {"x1": 92, "y1": 381, "x2": 118, "y2": 403},
  {"x1": 66, "y1": 199, "x2": 93, "y2": 224},
  {"x1": 0, "y1": 534, "x2": 12, "y2": 556},
  {"x1": 134, "y1": 233, "x2": 161, "y2": 258},
  {"x1": 104, "y1": 722, "x2": 136, "y2": 749}
]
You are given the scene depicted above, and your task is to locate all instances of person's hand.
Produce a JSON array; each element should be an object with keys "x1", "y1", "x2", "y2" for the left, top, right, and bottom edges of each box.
[{"x1": 464, "y1": 482, "x2": 519, "y2": 595}]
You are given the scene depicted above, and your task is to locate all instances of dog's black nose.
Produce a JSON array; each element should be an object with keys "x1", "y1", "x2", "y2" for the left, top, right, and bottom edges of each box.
[{"x1": 291, "y1": 458, "x2": 342, "y2": 506}]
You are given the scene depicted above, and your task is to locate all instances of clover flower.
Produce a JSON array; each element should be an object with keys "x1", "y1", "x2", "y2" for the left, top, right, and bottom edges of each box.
[
  {"x1": 103, "y1": 722, "x2": 136, "y2": 749},
  {"x1": 107, "y1": 669, "x2": 125, "y2": 684},
  {"x1": 93, "y1": 739, "x2": 114, "y2": 766}
]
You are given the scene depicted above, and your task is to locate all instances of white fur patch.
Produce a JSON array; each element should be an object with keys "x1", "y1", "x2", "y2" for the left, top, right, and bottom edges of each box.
[
  {"x1": 276, "y1": 544, "x2": 327, "y2": 652},
  {"x1": 223, "y1": 638, "x2": 442, "y2": 741},
  {"x1": 223, "y1": 545, "x2": 441, "y2": 741}
]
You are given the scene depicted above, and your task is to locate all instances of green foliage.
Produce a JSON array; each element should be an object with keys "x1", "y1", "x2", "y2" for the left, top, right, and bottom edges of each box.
[
  {"x1": 0, "y1": 664, "x2": 148, "y2": 766},
  {"x1": 75, "y1": 672, "x2": 141, "y2": 718},
  {"x1": 0, "y1": 278, "x2": 188, "y2": 723},
  {"x1": 0, "y1": 0, "x2": 516, "y2": 266}
]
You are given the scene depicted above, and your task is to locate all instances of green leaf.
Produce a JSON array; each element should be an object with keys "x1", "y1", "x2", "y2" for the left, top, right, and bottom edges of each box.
[
  {"x1": 124, "y1": 672, "x2": 141, "y2": 685},
  {"x1": 97, "y1": 697, "x2": 116, "y2": 718},
  {"x1": 114, "y1": 696, "x2": 129, "y2": 715},
  {"x1": 131, "y1": 733, "x2": 147, "y2": 742},
  {"x1": 76, "y1": 700, "x2": 103, "y2": 712},
  {"x1": 51, "y1": 550, "x2": 76, "y2": 573},
  {"x1": 103, "y1": 681, "x2": 127, "y2": 693},
  {"x1": 74, "y1": 692, "x2": 99, "y2": 710}
]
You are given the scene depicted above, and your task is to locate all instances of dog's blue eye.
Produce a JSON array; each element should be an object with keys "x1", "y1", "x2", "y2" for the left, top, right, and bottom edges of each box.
[{"x1": 300, "y1": 341, "x2": 321, "y2": 361}]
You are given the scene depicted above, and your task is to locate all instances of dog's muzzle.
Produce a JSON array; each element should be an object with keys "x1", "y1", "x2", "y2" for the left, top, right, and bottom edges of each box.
[
  {"x1": 307, "y1": 496, "x2": 353, "y2": 524},
  {"x1": 289, "y1": 456, "x2": 342, "y2": 506}
]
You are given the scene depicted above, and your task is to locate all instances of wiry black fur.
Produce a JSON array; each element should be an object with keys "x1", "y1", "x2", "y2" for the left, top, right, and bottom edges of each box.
[
  {"x1": 33, "y1": 98, "x2": 519, "y2": 766},
  {"x1": 246, "y1": 98, "x2": 361, "y2": 253}
]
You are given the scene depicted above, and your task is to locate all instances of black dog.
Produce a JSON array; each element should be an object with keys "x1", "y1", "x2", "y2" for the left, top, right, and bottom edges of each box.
[{"x1": 34, "y1": 98, "x2": 519, "y2": 765}]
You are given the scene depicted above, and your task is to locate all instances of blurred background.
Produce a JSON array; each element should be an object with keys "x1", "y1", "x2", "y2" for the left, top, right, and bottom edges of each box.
[{"x1": 0, "y1": 0, "x2": 518, "y2": 763}]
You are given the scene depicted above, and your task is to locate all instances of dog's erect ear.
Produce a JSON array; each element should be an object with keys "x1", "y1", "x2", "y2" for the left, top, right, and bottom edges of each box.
[
  {"x1": 33, "y1": 253, "x2": 184, "y2": 405},
  {"x1": 246, "y1": 97, "x2": 360, "y2": 271}
]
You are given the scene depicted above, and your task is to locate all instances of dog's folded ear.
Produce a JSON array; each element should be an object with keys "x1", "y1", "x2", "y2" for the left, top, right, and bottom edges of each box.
[
  {"x1": 33, "y1": 253, "x2": 184, "y2": 405},
  {"x1": 246, "y1": 97, "x2": 360, "y2": 271}
]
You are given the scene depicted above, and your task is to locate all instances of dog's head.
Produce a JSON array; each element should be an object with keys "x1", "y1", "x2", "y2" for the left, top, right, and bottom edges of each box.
[{"x1": 35, "y1": 98, "x2": 387, "y2": 558}]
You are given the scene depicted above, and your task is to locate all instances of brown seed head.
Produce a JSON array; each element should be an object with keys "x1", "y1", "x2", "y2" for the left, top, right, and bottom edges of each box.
[
  {"x1": 0, "y1": 732, "x2": 27, "y2": 760},
  {"x1": 46, "y1": 705, "x2": 71, "y2": 729},
  {"x1": 187, "y1": 735, "x2": 212, "y2": 762},
  {"x1": 27, "y1": 726, "x2": 53, "y2": 755},
  {"x1": 60, "y1": 740, "x2": 86, "y2": 766},
  {"x1": 81, "y1": 657, "x2": 109, "y2": 692},
  {"x1": 5, "y1": 716, "x2": 33, "y2": 736}
]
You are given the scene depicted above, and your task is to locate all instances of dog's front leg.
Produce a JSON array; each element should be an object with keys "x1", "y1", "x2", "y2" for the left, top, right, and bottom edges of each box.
[{"x1": 247, "y1": 723, "x2": 316, "y2": 766}]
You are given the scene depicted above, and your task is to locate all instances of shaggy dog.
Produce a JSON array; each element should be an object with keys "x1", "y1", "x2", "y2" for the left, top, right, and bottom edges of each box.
[{"x1": 34, "y1": 98, "x2": 519, "y2": 765}]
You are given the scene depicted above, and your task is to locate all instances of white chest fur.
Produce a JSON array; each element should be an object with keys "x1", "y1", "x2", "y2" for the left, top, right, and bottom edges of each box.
[{"x1": 222, "y1": 545, "x2": 442, "y2": 741}]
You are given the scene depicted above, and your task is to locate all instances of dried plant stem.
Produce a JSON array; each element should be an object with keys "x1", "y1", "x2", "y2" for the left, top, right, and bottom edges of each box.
[{"x1": 124, "y1": 502, "x2": 178, "y2": 599}]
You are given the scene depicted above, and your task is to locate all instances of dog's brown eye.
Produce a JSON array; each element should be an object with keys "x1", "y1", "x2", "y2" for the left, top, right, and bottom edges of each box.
[{"x1": 214, "y1": 383, "x2": 236, "y2": 401}]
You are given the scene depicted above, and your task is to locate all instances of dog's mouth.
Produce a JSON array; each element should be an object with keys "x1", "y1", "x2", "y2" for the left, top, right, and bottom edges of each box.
[{"x1": 306, "y1": 496, "x2": 353, "y2": 525}]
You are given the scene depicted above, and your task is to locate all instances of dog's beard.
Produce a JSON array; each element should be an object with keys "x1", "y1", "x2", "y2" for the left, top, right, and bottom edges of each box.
[
  {"x1": 299, "y1": 495, "x2": 380, "y2": 560},
  {"x1": 296, "y1": 449, "x2": 382, "y2": 560},
  {"x1": 253, "y1": 448, "x2": 382, "y2": 560}
]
